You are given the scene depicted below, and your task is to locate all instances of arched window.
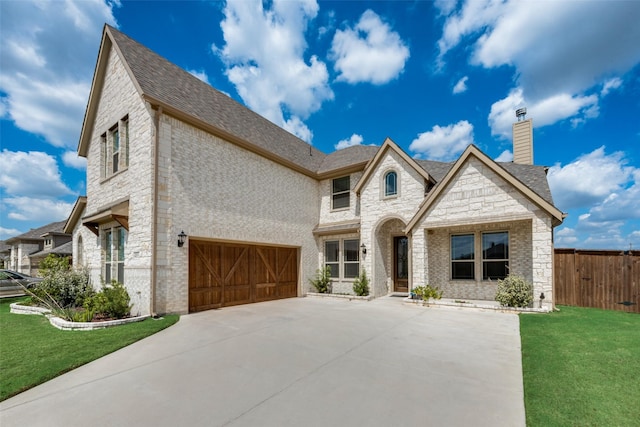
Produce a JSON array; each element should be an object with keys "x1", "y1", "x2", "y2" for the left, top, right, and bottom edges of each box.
[{"x1": 384, "y1": 171, "x2": 397, "y2": 197}]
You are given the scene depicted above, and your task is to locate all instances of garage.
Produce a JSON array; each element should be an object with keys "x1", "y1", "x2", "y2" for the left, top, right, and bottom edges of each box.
[{"x1": 188, "y1": 240, "x2": 298, "y2": 312}]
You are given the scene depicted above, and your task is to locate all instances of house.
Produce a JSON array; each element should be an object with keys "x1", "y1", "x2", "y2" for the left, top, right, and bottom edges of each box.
[
  {"x1": 65, "y1": 25, "x2": 564, "y2": 316},
  {"x1": 3, "y1": 220, "x2": 72, "y2": 276}
]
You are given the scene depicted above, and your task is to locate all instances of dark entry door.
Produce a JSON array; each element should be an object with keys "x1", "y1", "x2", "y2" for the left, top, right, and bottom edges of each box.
[{"x1": 394, "y1": 236, "x2": 409, "y2": 292}]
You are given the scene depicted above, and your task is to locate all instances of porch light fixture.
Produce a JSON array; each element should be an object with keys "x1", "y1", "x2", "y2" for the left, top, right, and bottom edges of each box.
[
  {"x1": 177, "y1": 230, "x2": 187, "y2": 248},
  {"x1": 360, "y1": 243, "x2": 367, "y2": 255},
  {"x1": 539, "y1": 292, "x2": 545, "y2": 308}
]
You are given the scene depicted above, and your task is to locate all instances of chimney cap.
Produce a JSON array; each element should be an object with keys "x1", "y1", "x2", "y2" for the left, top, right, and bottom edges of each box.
[{"x1": 516, "y1": 107, "x2": 527, "y2": 121}]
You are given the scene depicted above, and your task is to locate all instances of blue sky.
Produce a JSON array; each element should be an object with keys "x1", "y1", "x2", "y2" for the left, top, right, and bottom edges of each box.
[{"x1": 1, "y1": 0, "x2": 639, "y2": 249}]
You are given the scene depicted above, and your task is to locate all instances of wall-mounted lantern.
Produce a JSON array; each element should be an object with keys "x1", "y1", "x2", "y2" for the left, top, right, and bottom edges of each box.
[
  {"x1": 360, "y1": 243, "x2": 367, "y2": 255},
  {"x1": 178, "y1": 230, "x2": 187, "y2": 248}
]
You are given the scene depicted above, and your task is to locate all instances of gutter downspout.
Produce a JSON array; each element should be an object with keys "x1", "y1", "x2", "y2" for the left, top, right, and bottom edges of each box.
[{"x1": 150, "y1": 105, "x2": 162, "y2": 318}]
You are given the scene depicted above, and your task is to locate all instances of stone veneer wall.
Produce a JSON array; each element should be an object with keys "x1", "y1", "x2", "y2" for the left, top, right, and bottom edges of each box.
[
  {"x1": 82, "y1": 46, "x2": 155, "y2": 316},
  {"x1": 156, "y1": 115, "x2": 320, "y2": 313},
  {"x1": 414, "y1": 157, "x2": 555, "y2": 309},
  {"x1": 359, "y1": 150, "x2": 426, "y2": 296}
]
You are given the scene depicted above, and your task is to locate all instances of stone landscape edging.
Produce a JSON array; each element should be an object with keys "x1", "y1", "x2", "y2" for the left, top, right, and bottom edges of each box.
[
  {"x1": 403, "y1": 297, "x2": 550, "y2": 313},
  {"x1": 10, "y1": 302, "x2": 149, "y2": 331},
  {"x1": 306, "y1": 292, "x2": 373, "y2": 301}
]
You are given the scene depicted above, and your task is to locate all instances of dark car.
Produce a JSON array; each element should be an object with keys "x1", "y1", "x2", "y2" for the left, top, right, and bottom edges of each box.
[{"x1": 0, "y1": 269, "x2": 43, "y2": 297}]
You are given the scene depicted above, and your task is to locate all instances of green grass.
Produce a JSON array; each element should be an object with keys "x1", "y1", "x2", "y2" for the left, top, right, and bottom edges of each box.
[
  {"x1": 520, "y1": 306, "x2": 640, "y2": 426},
  {"x1": 0, "y1": 297, "x2": 179, "y2": 401}
]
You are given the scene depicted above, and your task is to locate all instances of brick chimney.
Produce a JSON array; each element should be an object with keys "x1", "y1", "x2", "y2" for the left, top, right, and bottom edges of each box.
[{"x1": 513, "y1": 108, "x2": 533, "y2": 165}]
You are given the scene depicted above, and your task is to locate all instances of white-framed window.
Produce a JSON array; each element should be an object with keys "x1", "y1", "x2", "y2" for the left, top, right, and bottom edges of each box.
[
  {"x1": 324, "y1": 239, "x2": 360, "y2": 279},
  {"x1": 482, "y1": 231, "x2": 509, "y2": 280},
  {"x1": 332, "y1": 176, "x2": 350, "y2": 210},
  {"x1": 450, "y1": 231, "x2": 510, "y2": 281},
  {"x1": 103, "y1": 226, "x2": 126, "y2": 284},
  {"x1": 101, "y1": 115, "x2": 129, "y2": 179},
  {"x1": 451, "y1": 234, "x2": 475, "y2": 280},
  {"x1": 384, "y1": 170, "x2": 397, "y2": 197}
]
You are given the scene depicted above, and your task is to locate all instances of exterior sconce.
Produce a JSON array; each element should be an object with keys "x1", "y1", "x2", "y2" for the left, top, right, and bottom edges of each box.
[
  {"x1": 539, "y1": 292, "x2": 545, "y2": 308},
  {"x1": 178, "y1": 230, "x2": 187, "y2": 247},
  {"x1": 360, "y1": 243, "x2": 367, "y2": 255}
]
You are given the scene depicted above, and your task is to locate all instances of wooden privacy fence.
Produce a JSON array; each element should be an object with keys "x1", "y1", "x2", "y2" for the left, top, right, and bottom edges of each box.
[{"x1": 554, "y1": 249, "x2": 639, "y2": 313}]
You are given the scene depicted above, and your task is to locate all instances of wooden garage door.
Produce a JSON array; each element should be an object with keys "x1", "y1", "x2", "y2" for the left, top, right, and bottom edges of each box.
[{"x1": 189, "y1": 240, "x2": 298, "y2": 312}]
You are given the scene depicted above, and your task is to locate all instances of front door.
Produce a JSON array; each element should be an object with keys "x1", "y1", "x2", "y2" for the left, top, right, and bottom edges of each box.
[{"x1": 394, "y1": 236, "x2": 409, "y2": 292}]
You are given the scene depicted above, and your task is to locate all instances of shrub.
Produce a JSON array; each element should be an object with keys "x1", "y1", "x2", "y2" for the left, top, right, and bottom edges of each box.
[
  {"x1": 352, "y1": 270, "x2": 370, "y2": 296},
  {"x1": 30, "y1": 255, "x2": 93, "y2": 308},
  {"x1": 412, "y1": 285, "x2": 443, "y2": 301},
  {"x1": 495, "y1": 275, "x2": 533, "y2": 307},
  {"x1": 84, "y1": 280, "x2": 132, "y2": 319},
  {"x1": 309, "y1": 266, "x2": 332, "y2": 293}
]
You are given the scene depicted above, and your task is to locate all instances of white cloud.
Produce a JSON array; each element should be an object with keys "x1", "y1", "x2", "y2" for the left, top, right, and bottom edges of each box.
[
  {"x1": 0, "y1": 150, "x2": 73, "y2": 198},
  {"x1": 488, "y1": 88, "x2": 599, "y2": 139},
  {"x1": 601, "y1": 77, "x2": 623, "y2": 96},
  {"x1": 0, "y1": 0, "x2": 118, "y2": 149},
  {"x1": 547, "y1": 146, "x2": 635, "y2": 211},
  {"x1": 329, "y1": 9, "x2": 410, "y2": 85},
  {"x1": 188, "y1": 69, "x2": 211, "y2": 85},
  {"x1": 409, "y1": 120, "x2": 474, "y2": 161},
  {"x1": 452, "y1": 76, "x2": 468, "y2": 94},
  {"x1": 4, "y1": 197, "x2": 74, "y2": 223},
  {"x1": 0, "y1": 227, "x2": 23, "y2": 240},
  {"x1": 554, "y1": 227, "x2": 579, "y2": 247},
  {"x1": 62, "y1": 150, "x2": 87, "y2": 170},
  {"x1": 282, "y1": 116, "x2": 313, "y2": 143},
  {"x1": 437, "y1": 1, "x2": 640, "y2": 134},
  {"x1": 335, "y1": 134, "x2": 363, "y2": 150},
  {"x1": 495, "y1": 150, "x2": 512, "y2": 162},
  {"x1": 215, "y1": 0, "x2": 333, "y2": 142}
]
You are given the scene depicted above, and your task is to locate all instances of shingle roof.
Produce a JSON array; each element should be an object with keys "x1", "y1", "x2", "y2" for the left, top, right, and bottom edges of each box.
[
  {"x1": 30, "y1": 241, "x2": 73, "y2": 258},
  {"x1": 416, "y1": 159, "x2": 554, "y2": 205},
  {"x1": 106, "y1": 25, "x2": 326, "y2": 174},
  {"x1": 317, "y1": 145, "x2": 379, "y2": 175},
  {"x1": 4, "y1": 221, "x2": 68, "y2": 244}
]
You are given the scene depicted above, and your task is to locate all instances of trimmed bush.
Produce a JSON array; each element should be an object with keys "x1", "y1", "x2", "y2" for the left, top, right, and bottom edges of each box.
[
  {"x1": 352, "y1": 270, "x2": 370, "y2": 296},
  {"x1": 84, "y1": 280, "x2": 132, "y2": 319},
  {"x1": 495, "y1": 275, "x2": 533, "y2": 307},
  {"x1": 412, "y1": 285, "x2": 443, "y2": 301},
  {"x1": 30, "y1": 255, "x2": 93, "y2": 308}
]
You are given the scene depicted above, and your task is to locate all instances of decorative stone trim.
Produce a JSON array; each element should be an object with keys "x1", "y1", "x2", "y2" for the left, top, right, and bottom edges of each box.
[
  {"x1": 403, "y1": 297, "x2": 550, "y2": 313},
  {"x1": 10, "y1": 302, "x2": 149, "y2": 330},
  {"x1": 306, "y1": 292, "x2": 373, "y2": 301}
]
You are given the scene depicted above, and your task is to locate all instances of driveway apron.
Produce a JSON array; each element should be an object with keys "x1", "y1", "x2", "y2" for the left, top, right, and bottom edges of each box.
[{"x1": 0, "y1": 297, "x2": 525, "y2": 426}]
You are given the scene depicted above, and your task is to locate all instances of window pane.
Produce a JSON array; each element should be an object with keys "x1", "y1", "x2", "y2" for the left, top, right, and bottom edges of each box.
[
  {"x1": 332, "y1": 176, "x2": 350, "y2": 193},
  {"x1": 326, "y1": 263, "x2": 339, "y2": 278},
  {"x1": 112, "y1": 129, "x2": 119, "y2": 151},
  {"x1": 105, "y1": 262, "x2": 112, "y2": 283},
  {"x1": 483, "y1": 261, "x2": 508, "y2": 280},
  {"x1": 344, "y1": 263, "x2": 359, "y2": 278},
  {"x1": 452, "y1": 262, "x2": 474, "y2": 280},
  {"x1": 117, "y1": 228, "x2": 126, "y2": 261},
  {"x1": 325, "y1": 241, "x2": 339, "y2": 262},
  {"x1": 105, "y1": 231, "x2": 112, "y2": 262},
  {"x1": 385, "y1": 172, "x2": 397, "y2": 196},
  {"x1": 451, "y1": 234, "x2": 474, "y2": 260},
  {"x1": 483, "y1": 232, "x2": 508, "y2": 260},
  {"x1": 332, "y1": 192, "x2": 350, "y2": 209},
  {"x1": 344, "y1": 239, "x2": 359, "y2": 262},
  {"x1": 124, "y1": 119, "x2": 129, "y2": 166},
  {"x1": 117, "y1": 263, "x2": 125, "y2": 283}
]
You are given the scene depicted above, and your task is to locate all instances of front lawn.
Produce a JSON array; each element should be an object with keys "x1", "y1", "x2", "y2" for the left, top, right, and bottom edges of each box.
[
  {"x1": 0, "y1": 297, "x2": 179, "y2": 401},
  {"x1": 520, "y1": 306, "x2": 640, "y2": 426}
]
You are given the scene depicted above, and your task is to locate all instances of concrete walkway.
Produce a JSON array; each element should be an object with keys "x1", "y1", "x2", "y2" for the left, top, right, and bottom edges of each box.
[{"x1": 0, "y1": 297, "x2": 525, "y2": 426}]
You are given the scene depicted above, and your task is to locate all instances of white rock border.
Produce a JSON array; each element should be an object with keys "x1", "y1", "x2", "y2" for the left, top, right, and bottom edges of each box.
[
  {"x1": 306, "y1": 292, "x2": 373, "y2": 301},
  {"x1": 10, "y1": 302, "x2": 149, "y2": 331},
  {"x1": 403, "y1": 297, "x2": 550, "y2": 313}
]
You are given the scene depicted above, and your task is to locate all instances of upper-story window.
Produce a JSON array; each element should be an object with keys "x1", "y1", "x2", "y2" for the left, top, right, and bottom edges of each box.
[
  {"x1": 101, "y1": 115, "x2": 129, "y2": 179},
  {"x1": 384, "y1": 171, "x2": 397, "y2": 197},
  {"x1": 332, "y1": 176, "x2": 350, "y2": 210}
]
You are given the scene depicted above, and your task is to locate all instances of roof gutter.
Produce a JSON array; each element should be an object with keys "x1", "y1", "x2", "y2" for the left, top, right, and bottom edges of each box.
[{"x1": 150, "y1": 105, "x2": 162, "y2": 318}]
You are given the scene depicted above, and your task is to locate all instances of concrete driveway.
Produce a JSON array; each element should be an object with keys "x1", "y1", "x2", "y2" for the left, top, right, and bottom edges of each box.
[{"x1": 0, "y1": 297, "x2": 525, "y2": 426}]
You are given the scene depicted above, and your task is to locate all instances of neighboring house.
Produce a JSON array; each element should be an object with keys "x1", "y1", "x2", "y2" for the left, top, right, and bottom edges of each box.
[
  {"x1": 0, "y1": 241, "x2": 9, "y2": 269},
  {"x1": 3, "y1": 221, "x2": 72, "y2": 276},
  {"x1": 65, "y1": 25, "x2": 564, "y2": 316}
]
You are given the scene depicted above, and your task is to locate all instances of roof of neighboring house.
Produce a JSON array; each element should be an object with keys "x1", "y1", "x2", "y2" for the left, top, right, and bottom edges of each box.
[
  {"x1": 30, "y1": 240, "x2": 73, "y2": 259},
  {"x1": 0, "y1": 241, "x2": 9, "y2": 254},
  {"x1": 4, "y1": 221, "x2": 68, "y2": 244},
  {"x1": 99, "y1": 25, "x2": 326, "y2": 175}
]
